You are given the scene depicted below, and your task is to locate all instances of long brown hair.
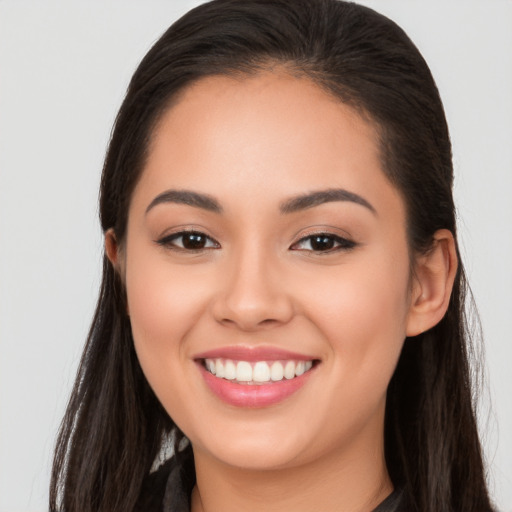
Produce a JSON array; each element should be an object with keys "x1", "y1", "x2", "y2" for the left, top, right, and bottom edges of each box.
[{"x1": 50, "y1": 1, "x2": 494, "y2": 510}]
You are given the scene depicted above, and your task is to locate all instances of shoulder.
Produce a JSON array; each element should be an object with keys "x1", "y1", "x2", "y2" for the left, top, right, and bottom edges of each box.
[
  {"x1": 134, "y1": 457, "x2": 175, "y2": 512},
  {"x1": 134, "y1": 448, "x2": 195, "y2": 512},
  {"x1": 373, "y1": 487, "x2": 409, "y2": 512}
]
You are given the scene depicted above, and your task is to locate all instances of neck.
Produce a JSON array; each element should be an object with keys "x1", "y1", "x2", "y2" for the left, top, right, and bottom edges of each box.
[{"x1": 190, "y1": 430, "x2": 392, "y2": 512}]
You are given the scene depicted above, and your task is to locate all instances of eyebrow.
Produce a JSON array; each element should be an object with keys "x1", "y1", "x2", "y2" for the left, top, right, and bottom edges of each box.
[
  {"x1": 145, "y1": 187, "x2": 376, "y2": 216},
  {"x1": 280, "y1": 188, "x2": 376, "y2": 215},
  {"x1": 145, "y1": 189, "x2": 223, "y2": 214}
]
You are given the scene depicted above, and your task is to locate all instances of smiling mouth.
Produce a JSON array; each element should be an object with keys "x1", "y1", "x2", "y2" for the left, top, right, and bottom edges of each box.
[{"x1": 202, "y1": 358, "x2": 316, "y2": 385}]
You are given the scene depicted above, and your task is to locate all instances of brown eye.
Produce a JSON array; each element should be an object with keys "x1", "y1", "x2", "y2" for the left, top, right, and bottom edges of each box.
[
  {"x1": 310, "y1": 235, "x2": 336, "y2": 251},
  {"x1": 291, "y1": 233, "x2": 356, "y2": 252},
  {"x1": 157, "y1": 231, "x2": 220, "y2": 251},
  {"x1": 182, "y1": 233, "x2": 208, "y2": 249}
]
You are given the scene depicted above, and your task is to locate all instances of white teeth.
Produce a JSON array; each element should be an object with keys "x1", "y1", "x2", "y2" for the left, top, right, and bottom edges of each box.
[
  {"x1": 270, "y1": 361, "x2": 284, "y2": 381},
  {"x1": 284, "y1": 361, "x2": 295, "y2": 380},
  {"x1": 204, "y1": 358, "x2": 315, "y2": 383},
  {"x1": 224, "y1": 360, "x2": 236, "y2": 380},
  {"x1": 215, "y1": 359, "x2": 225, "y2": 378},
  {"x1": 253, "y1": 361, "x2": 271, "y2": 382},
  {"x1": 236, "y1": 361, "x2": 253, "y2": 382},
  {"x1": 206, "y1": 359, "x2": 216, "y2": 374}
]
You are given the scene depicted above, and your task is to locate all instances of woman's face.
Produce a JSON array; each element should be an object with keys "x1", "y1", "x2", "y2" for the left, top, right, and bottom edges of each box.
[{"x1": 122, "y1": 72, "x2": 416, "y2": 470}]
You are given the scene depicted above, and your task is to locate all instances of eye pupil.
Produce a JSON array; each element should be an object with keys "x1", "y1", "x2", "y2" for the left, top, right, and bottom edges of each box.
[
  {"x1": 311, "y1": 235, "x2": 335, "y2": 251},
  {"x1": 182, "y1": 233, "x2": 206, "y2": 249}
]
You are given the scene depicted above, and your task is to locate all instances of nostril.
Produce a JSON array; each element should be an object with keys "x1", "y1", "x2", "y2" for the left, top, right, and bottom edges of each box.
[
  {"x1": 219, "y1": 317, "x2": 280, "y2": 331},
  {"x1": 259, "y1": 318, "x2": 280, "y2": 326}
]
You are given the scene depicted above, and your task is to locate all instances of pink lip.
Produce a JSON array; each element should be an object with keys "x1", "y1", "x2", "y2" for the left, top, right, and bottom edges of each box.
[
  {"x1": 193, "y1": 346, "x2": 315, "y2": 362},
  {"x1": 197, "y1": 362, "x2": 315, "y2": 408}
]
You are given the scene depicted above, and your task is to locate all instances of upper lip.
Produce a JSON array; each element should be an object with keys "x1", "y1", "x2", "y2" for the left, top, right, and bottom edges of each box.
[{"x1": 193, "y1": 346, "x2": 317, "y2": 362}]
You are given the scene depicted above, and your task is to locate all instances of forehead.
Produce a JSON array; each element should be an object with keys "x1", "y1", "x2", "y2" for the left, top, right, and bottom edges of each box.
[
  {"x1": 150, "y1": 71, "x2": 379, "y2": 168},
  {"x1": 133, "y1": 71, "x2": 403, "y2": 221}
]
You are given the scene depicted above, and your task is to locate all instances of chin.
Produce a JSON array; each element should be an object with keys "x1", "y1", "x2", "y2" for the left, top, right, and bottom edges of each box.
[
  {"x1": 188, "y1": 417, "x2": 321, "y2": 471},
  {"x1": 201, "y1": 441, "x2": 305, "y2": 471}
]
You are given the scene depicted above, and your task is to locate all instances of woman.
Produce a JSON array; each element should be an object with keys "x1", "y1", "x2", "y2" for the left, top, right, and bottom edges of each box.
[{"x1": 50, "y1": 1, "x2": 494, "y2": 511}]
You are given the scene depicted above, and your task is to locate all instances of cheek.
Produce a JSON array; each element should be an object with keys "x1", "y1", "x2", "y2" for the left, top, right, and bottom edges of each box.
[
  {"x1": 123, "y1": 250, "x2": 221, "y2": 438},
  {"x1": 127, "y1": 266, "x2": 200, "y2": 343},
  {"x1": 290, "y1": 252, "x2": 411, "y2": 448},
  {"x1": 125, "y1": 235, "x2": 215, "y2": 336},
  {"x1": 307, "y1": 250, "x2": 411, "y2": 381},
  {"x1": 123, "y1": 244, "x2": 212, "y2": 393}
]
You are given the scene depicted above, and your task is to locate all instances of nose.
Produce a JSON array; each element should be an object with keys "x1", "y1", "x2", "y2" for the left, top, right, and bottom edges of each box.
[{"x1": 210, "y1": 245, "x2": 294, "y2": 331}]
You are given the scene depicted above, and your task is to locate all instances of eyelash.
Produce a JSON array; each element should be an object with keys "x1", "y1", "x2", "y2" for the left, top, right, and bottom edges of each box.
[
  {"x1": 156, "y1": 230, "x2": 220, "y2": 251},
  {"x1": 156, "y1": 230, "x2": 356, "y2": 254},
  {"x1": 290, "y1": 232, "x2": 356, "y2": 253}
]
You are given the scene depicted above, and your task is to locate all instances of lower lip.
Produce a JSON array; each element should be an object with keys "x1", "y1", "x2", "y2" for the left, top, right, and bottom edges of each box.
[{"x1": 197, "y1": 363, "x2": 314, "y2": 408}]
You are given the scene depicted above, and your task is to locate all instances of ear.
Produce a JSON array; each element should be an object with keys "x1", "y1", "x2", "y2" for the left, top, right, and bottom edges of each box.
[
  {"x1": 406, "y1": 229, "x2": 458, "y2": 336},
  {"x1": 105, "y1": 228, "x2": 129, "y2": 315},
  {"x1": 105, "y1": 228, "x2": 120, "y2": 267},
  {"x1": 105, "y1": 228, "x2": 126, "y2": 281}
]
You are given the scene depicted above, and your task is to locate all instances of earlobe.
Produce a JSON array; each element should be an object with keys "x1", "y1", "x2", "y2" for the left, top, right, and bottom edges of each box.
[{"x1": 406, "y1": 229, "x2": 458, "y2": 336}]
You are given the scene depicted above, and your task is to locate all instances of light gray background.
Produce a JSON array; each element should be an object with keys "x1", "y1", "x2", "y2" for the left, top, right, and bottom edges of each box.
[{"x1": 1, "y1": 2, "x2": 511, "y2": 511}]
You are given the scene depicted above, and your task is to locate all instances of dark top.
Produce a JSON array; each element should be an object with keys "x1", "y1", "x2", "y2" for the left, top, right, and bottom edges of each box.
[{"x1": 136, "y1": 449, "x2": 408, "y2": 512}]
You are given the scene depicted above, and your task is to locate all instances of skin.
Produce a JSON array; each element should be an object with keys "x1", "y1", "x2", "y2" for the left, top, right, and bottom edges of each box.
[{"x1": 106, "y1": 71, "x2": 457, "y2": 512}]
